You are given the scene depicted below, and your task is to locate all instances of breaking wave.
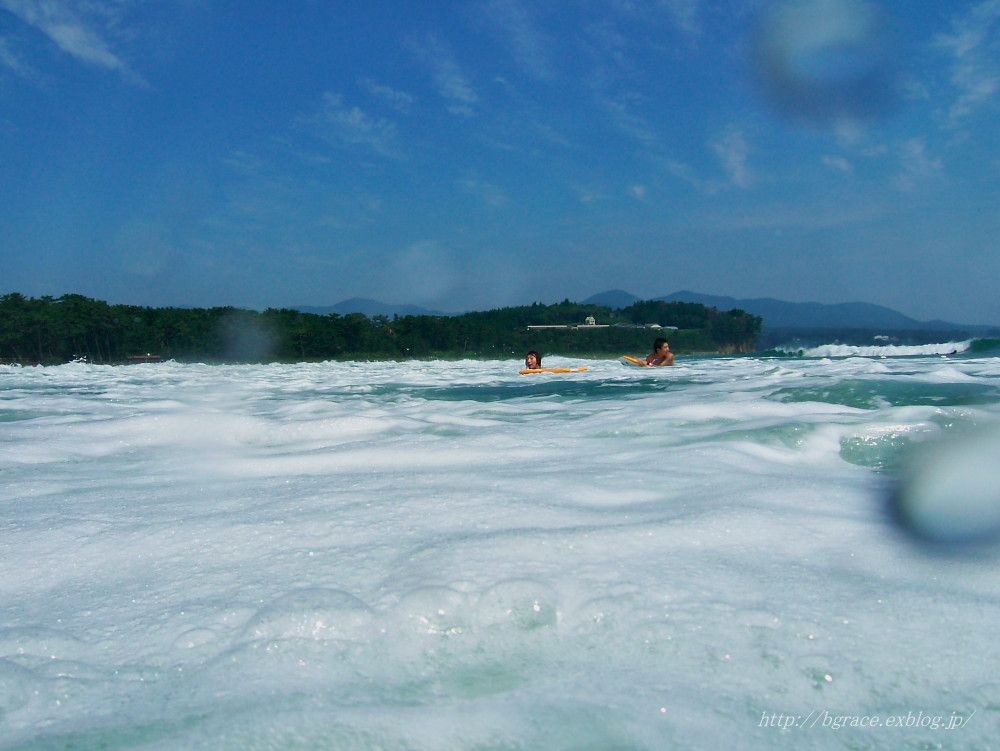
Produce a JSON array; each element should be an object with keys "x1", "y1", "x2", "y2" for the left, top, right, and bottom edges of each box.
[{"x1": 771, "y1": 340, "x2": 976, "y2": 359}]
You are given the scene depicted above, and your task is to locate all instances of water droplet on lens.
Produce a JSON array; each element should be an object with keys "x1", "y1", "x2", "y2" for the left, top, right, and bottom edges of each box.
[
  {"x1": 751, "y1": 0, "x2": 896, "y2": 124},
  {"x1": 889, "y1": 425, "x2": 1000, "y2": 547}
]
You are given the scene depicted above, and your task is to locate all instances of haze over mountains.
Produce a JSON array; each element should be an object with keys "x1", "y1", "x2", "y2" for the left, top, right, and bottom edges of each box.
[
  {"x1": 583, "y1": 290, "x2": 993, "y2": 332},
  {"x1": 298, "y1": 291, "x2": 995, "y2": 333}
]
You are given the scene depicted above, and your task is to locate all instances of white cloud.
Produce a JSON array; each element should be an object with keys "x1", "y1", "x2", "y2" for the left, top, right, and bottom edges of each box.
[
  {"x1": 409, "y1": 33, "x2": 478, "y2": 116},
  {"x1": 601, "y1": 94, "x2": 659, "y2": 146},
  {"x1": 611, "y1": 0, "x2": 704, "y2": 39},
  {"x1": 529, "y1": 120, "x2": 572, "y2": 149},
  {"x1": 459, "y1": 177, "x2": 508, "y2": 208},
  {"x1": 658, "y1": 156, "x2": 721, "y2": 194},
  {"x1": 900, "y1": 77, "x2": 931, "y2": 102},
  {"x1": 710, "y1": 127, "x2": 752, "y2": 188},
  {"x1": 582, "y1": 18, "x2": 630, "y2": 78},
  {"x1": 222, "y1": 150, "x2": 268, "y2": 177},
  {"x1": 629, "y1": 184, "x2": 647, "y2": 200},
  {"x1": 935, "y1": 0, "x2": 1000, "y2": 125},
  {"x1": 651, "y1": 127, "x2": 753, "y2": 195},
  {"x1": 0, "y1": 0, "x2": 142, "y2": 83},
  {"x1": 0, "y1": 34, "x2": 33, "y2": 77},
  {"x1": 359, "y1": 78, "x2": 415, "y2": 113},
  {"x1": 947, "y1": 66, "x2": 999, "y2": 124},
  {"x1": 822, "y1": 155, "x2": 853, "y2": 173},
  {"x1": 482, "y1": 0, "x2": 554, "y2": 80},
  {"x1": 893, "y1": 137, "x2": 943, "y2": 191},
  {"x1": 574, "y1": 185, "x2": 601, "y2": 205},
  {"x1": 660, "y1": 0, "x2": 702, "y2": 39},
  {"x1": 313, "y1": 92, "x2": 402, "y2": 158},
  {"x1": 833, "y1": 118, "x2": 865, "y2": 147}
]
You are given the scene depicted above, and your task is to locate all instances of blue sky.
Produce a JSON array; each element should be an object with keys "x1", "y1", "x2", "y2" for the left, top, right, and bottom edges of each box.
[{"x1": 1, "y1": 1, "x2": 998, "y2": 324}]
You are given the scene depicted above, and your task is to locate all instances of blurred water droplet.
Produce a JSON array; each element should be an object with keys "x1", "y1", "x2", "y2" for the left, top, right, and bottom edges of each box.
[
  {"x1": 889, "y1": 425, "x2": 1000, "y2": 547},
  {"x1": 751, "y1": 0, "x2": 896, "y2": 124}
]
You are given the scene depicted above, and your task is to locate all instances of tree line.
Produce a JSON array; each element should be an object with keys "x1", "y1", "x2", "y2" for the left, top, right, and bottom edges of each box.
[{"x1": 0, "y1": 293, "x2": 762, "y2": 364}]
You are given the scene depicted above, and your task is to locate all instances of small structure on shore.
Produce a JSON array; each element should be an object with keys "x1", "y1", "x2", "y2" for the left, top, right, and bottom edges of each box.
[
  {"x1": 127, "y1": 353, "x2": 162, "y2": 364},
  {"x1": 527, "y1": 316, "x2": 610, "y2": 331}
]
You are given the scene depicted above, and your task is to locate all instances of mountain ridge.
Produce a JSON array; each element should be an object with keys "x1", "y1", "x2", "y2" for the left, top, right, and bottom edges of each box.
[
  {"x1": 583, "y1": 290, "x2": 993, "y2": 332},
  {"x1": 297, "y1": 292, "x2": 994, "y2": 332},
  {"x1": 656, "y1": 291, "x2": 985, "y2": 331},
  {"x1": 295, "y1": 298, "x2": 447, "y2": 318}
]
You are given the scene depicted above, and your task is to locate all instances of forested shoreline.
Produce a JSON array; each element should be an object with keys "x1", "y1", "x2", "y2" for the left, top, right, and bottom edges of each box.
[{"x1": 0, "y1": 293, "x2": 762, "y2": 365}]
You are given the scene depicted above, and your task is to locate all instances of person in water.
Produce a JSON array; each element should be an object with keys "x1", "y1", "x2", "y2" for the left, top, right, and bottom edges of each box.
[
  {"x1": 524, "y1": 351, "x2": 542, "y2": 369},
  {"x1": 645, "y1": 338, "x2": 674, "y2": 366}
]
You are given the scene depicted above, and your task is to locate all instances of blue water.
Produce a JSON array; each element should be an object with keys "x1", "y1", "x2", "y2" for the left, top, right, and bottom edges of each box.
[{"x1": 1, "y1": 348, "x2": 998, "y2": 749}]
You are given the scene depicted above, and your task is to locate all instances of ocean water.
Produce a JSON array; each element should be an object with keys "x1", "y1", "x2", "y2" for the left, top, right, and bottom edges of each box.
[{"x1": 2, "y1": 345, "x2": 999, "y2": 750}]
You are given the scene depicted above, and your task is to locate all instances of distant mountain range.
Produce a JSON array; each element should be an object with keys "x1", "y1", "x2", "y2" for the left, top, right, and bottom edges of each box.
[
  {"x1": 295, "y1": 298, "x2": 447, "y2": 318},
  {"x1": 583, "y1": 290, "x2": 993, "y2": 333},
  {"x1": 582, "y1": 290, "x2": 642, "y2": 309},
  {"x1": 296, "y1": 291, "x2": 992, "y2": 333}
]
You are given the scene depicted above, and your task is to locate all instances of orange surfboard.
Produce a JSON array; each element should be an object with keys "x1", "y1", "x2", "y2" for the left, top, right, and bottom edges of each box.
[{"x1": 519, "y1": 367, "x2": 589, "y2": 375}]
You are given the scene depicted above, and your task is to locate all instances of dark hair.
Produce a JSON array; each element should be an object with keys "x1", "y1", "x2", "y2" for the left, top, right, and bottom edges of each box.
[
  {"x1": 525, "y1": 350, "x2": 542, "y2": 367},
  {"x1": 653, "y1": 338, "x2": 668, "y2": 350}
]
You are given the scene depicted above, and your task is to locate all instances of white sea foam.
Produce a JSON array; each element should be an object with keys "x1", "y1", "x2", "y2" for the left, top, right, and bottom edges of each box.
[
  {"x1": 1, "y1": 355, "x2": 999, "y2": 749},
  {"x1": 793, "y1": 340, "x2": 974, "y2": 358}
]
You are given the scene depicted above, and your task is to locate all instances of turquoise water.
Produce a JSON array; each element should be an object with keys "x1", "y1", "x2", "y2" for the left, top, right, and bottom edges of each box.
[{"x1": 1, "y1": 347, "x2": 998, "y2": 749}]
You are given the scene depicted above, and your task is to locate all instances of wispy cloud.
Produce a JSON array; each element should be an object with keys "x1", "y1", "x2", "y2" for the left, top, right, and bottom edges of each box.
[
  {"x1": 611, "y1": 0, "x2": 704, "y2": 40},
  {"x1": 481, "y1": 0, "x2": 554, "y2": 80},
  {"x1": 0, "y1": 34, "x2": 37, "y2": 78},
  {"x1": 359, "y1": 78, "x2": 415, "y2": 113},
  {"x1": 659, "y1": 0, "x2": 703, "y2": 39},
  {"x1": 833, "y1": 118, "x2": 865, "y2": 147},
  {"x1": 409, "y1": 33, "x2": 478, "y2": 116},
  {"x1": 583, "y1": 18, "x2": 631, "y2": 75},
  {"x1": 822, "y1": 155, "x2": 853, "y2": 173},
  {"x1": 601, "y1": 93, "x2": 659, "y2": 146},
  {"x1": 600, "y1": 99, "x2": 752, "y2": 194},
  {"x1": 710, "y1": 127, "x2": 752, "y2": 188},
  {"x1": 894, "y1": 137, "x2": 943, "y2": 191},
  {"x1": 573, "y1": 185, "x2": 603, "y2": 205},
  {"x1": 529, "y1": 120, "x2": 572, "y2": 149},
  {"x1": 935, "y1": 0, "x2": 1000, "y2": 126},
  {"x1": 309, "y1": 92, "x2": 402, "y2": 159},
  {"x1": 0, "y1": 0, "x2": 142, "y2": 83},
  {"x1": 459, "y1": 177, "x2": 509, "y2": 208},
  {"x1": 658, "y1": 156, "x2": 721, "y2": 194},
  {"x1": 659, "y1": 131, "x2": 762, "y2": 194},
  {"x1": 222, "y1": 150, "x2": 270, "y2": 177},
  {"x1": 629, "y1": 184, "x2": 647, "y2": 200},
  {"x1": 583, "y1": 0, "x2": 706, "y2": 108}
]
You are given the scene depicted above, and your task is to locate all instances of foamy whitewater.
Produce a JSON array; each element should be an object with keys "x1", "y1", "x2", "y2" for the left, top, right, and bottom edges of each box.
[{"x1": 2, "y1": 348, "x2": 999, "y2": 749}]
